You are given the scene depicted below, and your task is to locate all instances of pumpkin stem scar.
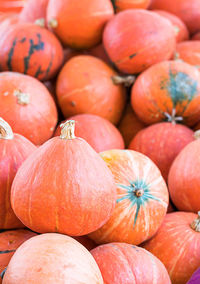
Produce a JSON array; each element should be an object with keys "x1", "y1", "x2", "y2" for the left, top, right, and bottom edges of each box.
[
  {"x1": 190, "y1": 211, "x2": 200, "y2": 232},
  {"x1": 60, "y1": 120, "x2": 76, "y2": 140},
  {"x1": 194, "y1": 130, "x2": 200, "y2": 140},
  {"x1": 14, "y1": 89, "x2": 30, "y2": 106},
  {"x1": 111, "y1": 75, "x2": 135, "y2": 87},
  {"x1": 0, "y1": 118, "x2": 14, "y2": 140},
  {"x1": 164, "y1": 108, "x2": 183, "y2": 124},
  {"x1": 7, "y1": 38, "x2": 17, "y2": 71}
]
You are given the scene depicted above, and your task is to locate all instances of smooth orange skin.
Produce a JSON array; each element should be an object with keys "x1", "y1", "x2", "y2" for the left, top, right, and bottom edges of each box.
[
  {"x1": 54, "y1": 114, "x2": 125, "y2": 153},
  {"x1": 114, "y1": 0, "x2": 151, "y2": 12},
  {"x1": 0, "y1": 72, "x2": 58, "y2": 145},
  {"x1": 56, "y1": 55, "x2": 126, "y2": 125},
  {"x1": 103, "y1": 9, "x2": 176, "y2": 74},
  {"x1": 142, "y1": 212, "x2": 200, "y2": 284},
  {"x1": 3, "y1": 233, "x2": 103, "y2": 284},
  {"x1": 0, "y1": 134, "x2": 36, "y2": 229},
  {"x1": 150, "y1": 0, "x2": 200, "y2": 35},
  {"x1": 129, "y1": 122, "x2": 194, "y2": 181},
  {"x1": 192, "y1": 32, "x2": 200, "y2": 40},
  {"x1": 0, "y1": 23, "x2": 64, "y2": 81},
  {"x1": 168, "y1": 139, "x2": 200, "y2": 212},
  {"x1": 0, "y1": 0, "x2": 26, "y2": 13},
  {"x1": 91, "y1": 243, "x2": 171, "y2": 284},
  {"x1": 89, "y1": 149, "x2": 168, "y2": 245},
  {"x1": 47, "y1": 0, "x2": 114, "y2": 49},
  {"x1": 131, "y1": 60, "x2": 200, "y2": 126},
  {"x1": 19, "y1": 0, "x2": 48, "y2": 24},
  {"x1": 11, "y1": 136, "x2": 116, "y2": 236},
  {"x1": 153, "y1": 10, "x2": 189, "y2": 42},
  {"x1": 118, "y1": 104, "x2": 145, "y2": 147}
]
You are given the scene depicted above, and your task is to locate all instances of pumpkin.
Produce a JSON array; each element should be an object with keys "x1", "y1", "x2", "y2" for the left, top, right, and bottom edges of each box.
[
  {"x1": 142, "y1": 212, "x2": 200, "y2": 284},
  {"x1": 150, "y1": 0, "x2": 200, "y2": 35},
  {"x1": 11, "y1": 120, "x2": 116, "y2": 236},
  {"x1": 168, "y1": 132, "x2": 200, "y2": 212},
  {"x1": 131, "y1": 60, "x2": 200, "y2": 126},
  {"x1": 2, "y1": 233, "x2": 103, "y2": 283},
  {"x1": 192, "y1": 32, "x2": 200, "y2": 40},
  {"x1": 0, "y1": 22, "x2": 63, "y2": 81},
  {"x1": 47, "y1": 0, "x2": 114, "y2": 49},
  {"x1": 0, "y1": 118, "x2": 36, "y2": 229},
  {"x1": 0, "y1": 0, "x2": 26, "y2": 13},
  {"x1": 56, "y1": 55, "x2": 126, "y2": 125},
  {"x1": 91, "y1": 243, "x2": 171, "y2": 284},
  {"x1": 0, "y1": 229, "x2": 36, "y2": 282},
  {"x1": 73, "y1": 236, "x2": 96, "y2": 251},
  {"x1": 111, "y1": 0, "x2": 151, "y2": 12},
  {"x1": 153, "y1": 10, "x2": 189, "y2": 42},
  {"x1": 129, "y1": 122, "x2": 194, "y2": 181},
  {"x1": 103, "y1": 9, "x2": 176, "y2": 74},
  {"x1": 187, "y1": 268, "x2": 200, "y2": 284},
  {"x1": 118, "y1": 104, "x2": 145, "y2": 147},
  {"x1": 0, "y1": 72, "x2": 57, "y2": 145},
  {"x1": 89, "y1": 149, "x2": 168, "y2": 245}
]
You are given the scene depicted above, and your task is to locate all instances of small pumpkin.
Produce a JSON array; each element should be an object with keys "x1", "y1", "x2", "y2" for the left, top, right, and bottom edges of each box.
[
  {"x1": 2, "y1": 233, "x2": 103, "y2": 283},
  {"x1": 192, "y1": 32, "x2": 200, "y2": 40},
  {"x1": 0, "y1": 0, "x2": 26, "y2": 13},
  {"x1": 131, "y1": 60, "x2": 200, "y2": 126},
  {"x1": 112, "y1": 0, "x2": 151, "y2": 12},
  {"x1": 142, "y1": 212, "x2": 200, "y2": 284},
  {"x1": 89, "y1": 149, "x2": 168, "y2": 245},
  {"x1": 103, "y1": 9, "x2": 176, "y2": 74}
]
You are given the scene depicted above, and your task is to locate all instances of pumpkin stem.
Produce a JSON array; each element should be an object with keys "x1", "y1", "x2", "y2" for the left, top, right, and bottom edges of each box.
[
  {"x1": 34, "y1": 18, "x2": 45, "y2": 28},
  {"x1": 48, "y1": 18, "x2": 58, "y2": 28},
  {"x1": 111, "y1": 75, "x2": 135, "y2": 87},
  {"x1": 164, "y1": 108, "x2": 183, "y2": 124},
  {"x1": 0, "y1": 118, "x2": 14, "y2": 140},
  {"x1": 190, "y1": 211, "x2": 200, "y2": 232},
  {"x1": 194, "y1": 130, "x2": 200, "y2": 140},
  {"x1": 14, "y1": 90, "x2": 30, "y2": 106},
  {"x1": 60, "y1": 120, "x2": 76, "y2": 140},
  {"x1": 134, "y1": 188, "x2": 144, "y2": 198}
]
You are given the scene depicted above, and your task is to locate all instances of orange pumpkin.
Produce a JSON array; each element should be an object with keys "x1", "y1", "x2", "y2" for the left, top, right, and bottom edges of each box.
[
  {"x1": 0, "y1": 229, "x2": 36, "y2": 282},
  {"x1": 0, "y1": 0, "x2": 26, "y2": 13},
  {"x1": 142, "y1": 212, "x2": 200, "y2": 284},
  {"x1": 112, "y1": 0, "x2": 151, "y2": 12},
  {"x1": 131, "y1": 60, "x2": 200, "y2": 126},
  {"x1": 129, "y1": 122, "x2": 194, "y2": 181},
  {"x1": 3, "y1": 233, "x2": 103, "y2": 283},
  {"x1": 103, "y1": 9, "x2": 176, "y2": 74},
  {"x1": 11, "y1": 121, "x2": 116, "y2": 236},
  {"x1": 89, "y1": 149, "x2": 168, "y2": 245},
  {"x1": 47, "y1": 0, "x2": 114, "y2": 49},
  {"x1": 153, "y1": 10, "x2": 189, "y2": 42},
  {"x1": 0, "y1": 22, "x2": 63, "y2": 81},
  {"x1": 54, "y1": 114, "x2": 125, "y2": 153},
  {"x1": 56, "y1": 55, "x2": 126, "y2": 125},
  {"x1": 91, "y1": 243, "x2": 171, "y2": 284},
  {"x1": 150, "y1": 0, "x2": 200, "y2": 35},
  {"x1": 0, "y1": 119, "x2": 36, "y2": 229},
  {"x1": 168, "y1": 133, "x2": 200, "y2": 212},
  {"x1": 192, "y1": 32, "x2": 200, "y2": 40}
]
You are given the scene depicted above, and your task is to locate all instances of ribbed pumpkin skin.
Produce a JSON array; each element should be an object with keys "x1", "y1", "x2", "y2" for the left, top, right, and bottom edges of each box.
[
  {"x1": 129, "y1": 122, "x2": 194, "y2": 181},
  {"x1": 131, "y1": 61, "x2": 200, "y2": 126},
  {"x1": 168, "y1": 139, "x2": 200, "y2": 212},
  {"x1": 0, "y1": 229, "x2": 36, "y2": 282},
  {"x1": 47, "y1": 0, "x2": 114, "y2": 49},
  {"x1": 3, "y1": 233, "x2": 103, "y2": 284},
  {"x1": 150, "y1": 0, "x2": 200, "y2": 35},
  {"x1": 0, "y1": 0, "x2": 26, "y2": 13},
  {"x1": 54, "y1": 114, "x2": 125, "y2": 152},
  {"x1": 0, "y1": 134, "x2": 36, "y2": 229},
  {"x1": 0, "y1": 23, "x2": 63, "y2": 81},
  {"x1": 0, "y1": 72, "x2": 58, "y2": 145},
  {"x1": 103, "y1": 9, "x2": 176, "y2": 74},
  {"x1": 89, "y1": 149, "x2": 168, "y2": 245},
  {"x1": 91, "y1": 243, "x2": 171, "y2": 284},
  {"x1": 192, "y1": 32, "x2": 200, "y2": 40},
  {"x1": 11, "y1": 136, "x2": 116, "y2": 236},
  {"x1": 56, "y1": 56, "x2": 126, "y2": 125},
  {"x1": 113, "y1": 0, "x2": 151, "y2": 12},
  {"x1": 19, "y1": 0, "x2": 49, "y2": 24},
  {"x1": 153, "y1": 10, "x2": 189, "y2": 42},
  {"x1": 142, "y1": 212, "x2": 200, "y2": 284}
]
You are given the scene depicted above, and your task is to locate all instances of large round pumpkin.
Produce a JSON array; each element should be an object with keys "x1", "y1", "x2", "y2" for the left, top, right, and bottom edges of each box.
[
  {"x1": 2, "y1": 233, "x2": 103, "y2": 283},
  {"x1": 0, "y1": 72, "x2": 57, "y2": 145},
  {"x1": 0, "y1": 22, "x2": 63, "y2": 81},
  {"x1": 89, "y1": 149, "x2": 169, "y2": 245},
  {"x1": 56, "y1": 55, "x2": 126, "y2": 125},
  {"x1": 54, "y1": 114, "x2": 125, "y2": 153},
  {"x1": 0, "y1": 118, "x2": 36, "y2": 229},
  {"x1": 11, "y1": 120, "x2": 116, "y2": 236},
  {"x1": 47, "y1": 0, "x2": 114, "y2": 49},
  {"x1": 0, "y1": 229, "x2": 36, "y2": 283},
  {"x1": 129, "y1": 122, "x2": 194, "y2": 181},
  {"x1": 112, "y1": 0, "x2": 151, "y2": 12},
  {"x1": 0, "y1": 0, "x2": 26, "y2": 13},
  {"x1": 168, "y1": 134, "x2": 200, "y2": 212},
  {"x1": 131, "y1": 60, "x2": 200, "y2": 126},
  {"x1": 103, "y1": 9, "x2": 176, "y2": 74},
  {"x1": 142, "y1": 212, "x2": 200, "y2": 284}
]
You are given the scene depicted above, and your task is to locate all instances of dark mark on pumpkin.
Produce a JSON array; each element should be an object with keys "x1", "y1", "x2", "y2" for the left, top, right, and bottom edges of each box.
[
  {"x1": 44, "y1": 53, "x2": 53, "y2": 80},
  {"x1": 35, "y1": 66, "x2": 44, "y2": 78},
  {"x1": 129, "y1": 53, "x2": 137, "y2": 59},
  {"x1": 0, "y1": 250, "x2": 15, "y2": 254},
  {"x1": 110, "y1": 0, "x2": 117, "y2": 12},
  {"x1": 0, "y1": 267, "x2": 7, "y2": 280},
  {"x1": 7, "y1": 38, "x2": 17, "y2": 71},
  {"x1": 20, "y1": 37, "x2": 26, "y2": 43}
]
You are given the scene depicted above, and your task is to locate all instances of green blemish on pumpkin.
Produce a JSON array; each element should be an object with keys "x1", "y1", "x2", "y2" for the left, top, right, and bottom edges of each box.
[
  {"x1": 117, "y1": 179, "x2": 163, "y2": 228},
  {"x1": 24, "y1": 33, "x2": 44, "y2": 74},
  {"x1": 7, "y1": 38, "x2": 17, "y2": 71},
  {"x1": 129, "y1": 53, "x2": 137, "y2": 59},
  {"x1": 35, "y1": 66, "x2": 44, "y2": 78},
  {"x1": 0, "y1": 250, "x2": 15, "y2": 254},
  {"x1": 20, "y1": 37, "x2": 26, "y2": 43},
  {"x1": 44, "y1": 54, "x2": 53, "y2": 79},
  {"x1": 0, "y1": 268, "x2": 7, "y2": 280}
]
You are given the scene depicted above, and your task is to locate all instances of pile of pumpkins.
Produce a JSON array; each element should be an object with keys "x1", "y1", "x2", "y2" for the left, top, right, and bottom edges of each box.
[{"x1": 0, "y1": 0, "x2": 200, "y2": 283}]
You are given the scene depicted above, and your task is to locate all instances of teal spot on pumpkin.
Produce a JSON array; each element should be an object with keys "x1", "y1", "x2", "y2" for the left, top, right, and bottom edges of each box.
[
  {"x1": 0, "y1": 250, "x2": 15, "y2": 254},
  {"x1": 7, "y1": 38, "x2": 17, "y2": 71},
  {"x1": 35, "y1": 66, "x2": 43, "y2": 78},
  {"x1": 117, "y1": 179, "x2": 163, "y2": 228}
]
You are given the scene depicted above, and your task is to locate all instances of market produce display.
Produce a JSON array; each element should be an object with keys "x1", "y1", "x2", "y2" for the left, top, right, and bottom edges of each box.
[{"x1": 0, "y1": 0, "x2": 199, "y2": 283}]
